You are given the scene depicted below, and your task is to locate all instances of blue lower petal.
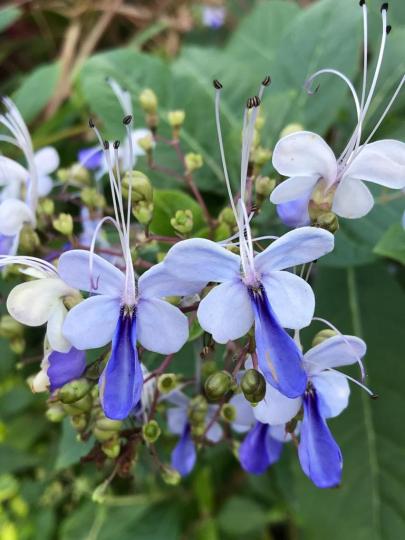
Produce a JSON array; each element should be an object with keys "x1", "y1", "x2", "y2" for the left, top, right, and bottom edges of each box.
[
  {"x1": 298, "y1": 389, "x2": 342, "y2": 488},
  {"x1": 99, "y1": 309, "x2": 143, "y2": 420},
  {"x1": 171, "y1": 423, "x2": 196, "y2": 476},
  {"x1": 250, "y1": 287, "x2": 307, "y2": 398},
  {"x1": 47, "y1": 347, "x2": 87, "y2": 392},
  {"x1": 0, "y1": 233, "x2": 18, "y2": 255},
  {"x1": 276, "y1": 194, "x2": 311, "y2": 228},
  {"x1": 239, "y1": 421, "x2": 282, "y2": 475},
  {"x1": 78, "y1": 148, "x2": 103, "y2": 170}
]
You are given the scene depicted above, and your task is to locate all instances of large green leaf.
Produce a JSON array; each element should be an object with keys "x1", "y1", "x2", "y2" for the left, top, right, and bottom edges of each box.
[
  {"x1": 374, "y1": 222, "x2": 405, "y2": 264},
  {"x1": 283, "y1": 263, "x2": 405, "y2": 540}
]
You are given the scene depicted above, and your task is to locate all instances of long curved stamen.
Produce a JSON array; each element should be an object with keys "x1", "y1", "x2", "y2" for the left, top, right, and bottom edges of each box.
[
  {"x1": 123, "y1": 115, "x2": 134, "y2": 236},
  {"x1": 359, "y1": 1, "x2": 368, "y2": 121},
  {"x1": 238, "y1": 199, "x2": 255, "y2": 273},
  {"x1": 326, "y1": 367, "x2": 377, "y2": 398},
  {"x1": 0, "y1": 254, "x2": 58, "y2": 276},
  {"x1": 312, "y1": 316, "x2": 366, "y2": 381},
  {"x1": 107, "y1": 77, "x2": 133, "y2": 117}
]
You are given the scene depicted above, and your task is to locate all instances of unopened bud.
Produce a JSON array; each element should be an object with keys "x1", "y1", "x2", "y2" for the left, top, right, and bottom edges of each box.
[
  {"x1": 95, "y1": 415, "x2": 122, "y2": 432},
  {"x1": 53, "y1": 213, "x2": 73, "y2": 237},
  {"x1": 204, "y1": 370, "x2": 233, "y2": 401},
  {"x1": 92, "y1": 481, "x2": 108, "y2": 504},
  {"x1": 255, "y1": 176, "x2": 276, "y2": 198},
  {"x1": 93, "y1": 427, "x2": 118, "y2": 443},
  {"x1": 71, "y1": 163, "x2": 91, "y2": 185},
  {"x1": 81, "y1": 187, "x2": 105, "y2": 209},
  {"x1": 142, "y1": 420, "x2": 161, "y2": 444},
  {"x1": 19, "y1": 225, "x2": 40, "y2": 253},
  {"x1": 58, "y1": 378, "x2": 91, "y2": 404},
  {"x1": 138, "y1": 134, "x2": 154, "y2": 152},
  {"x1": 241, "y1": 369, "x2": 266, "y2": 403},
  {"x1": 123, "y1": 171, "x2": 153, "y2": 203},
  {"x1": 251, "y1": 146, "x2": 272, "y2": 168},
  {"x1": 170, "y1": 209, "x2": 193, "y2": 234},
  {"x1": 214, "y1": 222, "x2": 231, "y2": 242},
  {"x1": 38, "y1": 198, "x2": 54, "y2": 216},
  {"x1": 139, "y1": 88, "x2": 158, "y2": 114},
  {"x1": 10, "y1": 337, "x2": 25, "y2": 355},
  {"x1": 184, "y1": 152, "x2": 203, "y2": 174},
  {"x1": 70, "y1": 413, "x2": 88, "y2": 432},
  {"x1": 46, "y1": 403, "x2": 65, "y2": 423},
  {"x1": 220, "y1": 403, "x2": 236, "y2": 422},
  {"x1": 0, "y1": 316, "x2": 23, "y2": 339},
  {"x1": 157, "y1": 373, "x2": 178, "y2": 394},
  {"x1": 9, "y1": 496, "x2": 28, "y2": 518},
  {"x1": 161, "y1": 465, "x2": 181, "y2": 485},
  {"x1": 315, "y1": 212, "x2": 339, "y2": 234},
  {"x1": 280, "y1": 123, "x2": 304, "y2": 138},
  {"x1": 168, "y1": 110, "x2": 185, "y2": 128},
  {"x1": 312, "y1": 329, "x2": 338, "y2": 348},
  {"x1": 201, "y1": 360, "x2": 217, "y2": 380},
  {"x1": 101, "y1": 437, "x2": 121, "y2": 459},
  {"x1": 188, "y1": 395, "x2": 208, "y2": 425},
  {"x1": 218, "y1": 207, "x2": 236, "y2": 227},
  {"x1": 133, "y1": 200, "x2": 154, "y2": 225}
]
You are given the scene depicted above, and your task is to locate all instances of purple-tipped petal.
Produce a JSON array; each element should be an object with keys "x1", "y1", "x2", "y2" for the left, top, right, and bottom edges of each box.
[
  {"x1": 239, "y1": 421, "x2": 282, "y2": 474},
  {"x1": 47, "y1": 347, "x2": 87, "y2": 392},
  {"x1": 99, "y1": 310, "x2": 143, "y2": 420},
  {"x1": 298, "y1": 389, "x2": 342, "y2": 489},
  {"x1": 78, "y1": 148, "x2": 103, "y2": 170},
  {"x1": 250, "y1": 287, "x2": 307, "y2": 398},
  {"x1": 276, "y1": 195, "x2": 311, "y2": 228},
  {"x1": 171, "y1": 423, "x2": 196, "y2": 477}
]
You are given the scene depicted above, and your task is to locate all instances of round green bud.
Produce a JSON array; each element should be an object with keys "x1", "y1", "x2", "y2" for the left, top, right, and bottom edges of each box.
[
  {"x1": 220, "y1": 403, "x2": 236, "y2": 423},
  {"x1": 201, "y1": 360, "x2": 217, "y2": 380},
  {"x1": 315, "y1": 212, "x2": 339, "y2": 234},
  {"x1": 241, "y1": 369, "x2": 266, "y2": 403},
  {"x1": 58, "y1": 378, "x2": 91, "y2": 404},
  {"x1": 10, "y1": 337, "x2": 25, "y2": 355},
  {"x1": 204, "y1": 370, "x2": 233, "y2": 401},
  {"x1": 312, "y1": 329, "x2": 338, "y2": 348},
  {"x1": 138, "y1": 134, "x2": 154, "y2": 152},
  {"x1": 157, "y1": 373, "x2": 178, "y2": 394},
  {"x1": 101, "y1": 438, "x2": 121, "y2": 459},
  {"x1": 93, "y1": 427, "x2": 118, "y2": 443},
  {"x1": 92, "y1": 481, "x2": 108, "y2": 504},
  {"x1": 161, "y1": 465, "x2": 181, "y2": 486},
  {"x1": 280, "y1": 123, "x2": 304, "y2": 138},
  {"x1": 218, "y1": 207, "x2": 236, "y2": 227},
  {"x1": 70, "y1": 414, "x2": 88, "y2": 432},
  {"x1": 123, "y1": 170, "x2": 153, "y2": 203},
  {"x1": 184, "y1": 152, "x2": 203, "y2": 173},
  {"x1": 214, "y1": 222, "x2": 232, "y2": 242},
  {"x1": 139, "y1": 88, "x2": 158, "y2": 114},
  {"x1": 191, "y1": 422, "x2": 205, "y2": 437},
  {"x1": 168, "y1": 110, "x2": 186, "y2": 128},
  {"x1": 255, "y1": 176, "x2": 276, "y2": 198},
  {"x1": 95, "y1": 415, "x2": 122, "y2": 432},
  {"x1": 0, "y1": 316, "x2": 23, "y2": 340},
  {"x1": 188, "y1": 395, "x2": 208, "y2": 425},
  {"x1": 56, "y1": 168, "x2": 70, "y2": 183},
  {"x1": 19, "y1": 225, "x2": 40, "y2": 253},
  {"x1": 142, "y1": 420, "x2": 161, "y2": 444},
  {"x1": 38, "y1": 198, "x2": 54, "y2": 216},
  {"x1": 53, "y1": 213, "x2": 73, "y2": 237},
  {"x1": 62, "y1": 393, "x2": 92, "y2": 415},
  {"x1": 133, "y1": 200, "x2": 154, "y2": 225},
  {"x1": 170, "y1": 209, "x2": 193, "y2": 234},
  {"x1": 81, "y1": 187, "x2": 105, "y2": 209},
  {"x1": 46, "y1": 403, "x2": 65, "y2": 423},
  {"x1": 71, "y1": 163, "x2": 91, "y2": 185},
  {"x1": 251, "y1": 146, "x2": 272, "y2": 168}
]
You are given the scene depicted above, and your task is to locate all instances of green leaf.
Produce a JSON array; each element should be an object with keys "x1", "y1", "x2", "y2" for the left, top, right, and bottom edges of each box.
[
  {"x1": 374, "y1": 223, "x2": 405, "y2": 265},
  {"x1": 150, "y1": 189, "x2": 205, "y2": 236},
  {"x1": 0, "y1": 6, "x2": 21, "y2": 33},
  {"x1": 285, "y1": 263, "x2": 405, "y2": 540},
  {"x1": 0, "y1": 445, "x2": 40, "y2": 474},
  {"x1": 54, "y1": 419, "x2": 94, "y2": 471},
  {"x1": 218, "y1": 496, "x2": 269, "y2": 535}
]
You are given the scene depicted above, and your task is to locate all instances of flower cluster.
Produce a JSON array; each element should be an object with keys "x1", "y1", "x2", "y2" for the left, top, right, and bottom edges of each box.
[{"x1": 0, "y1": 2, "x2": 403, "y2": 492}]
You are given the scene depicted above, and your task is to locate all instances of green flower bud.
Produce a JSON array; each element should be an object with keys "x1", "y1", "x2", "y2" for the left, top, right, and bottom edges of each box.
[
  {"x1": 19, "y1": 225, "x2": 40, "y2": 253},
  {"x1": 62, "y1": 393, "x2": 92, "y2": 415},
  {"x1": 184, "y1": 152, "x2": 203, "y2": 173},
  {"x1": 92, "y1": 480, "x2": 108, "y2": 504},
  {"x1": 241, "y1": 369, "x2": 266, "y2": 403},
  {"x1": 214, "y1": 222, "x2": 232, "y2": 242},
  {"x1": 46, "y1": 403, "x2": 65, "y2": 423},
  {"x1": 0, "y1": 474, "x2": 19, "y2": 503},
  {"x1": 70, "y1": 163, "x2": 91, "y2": 185},
  {"x1": 161, "y1": 465, "x2": 181, "y2": 486},
  {"x1": 204, "y1": 370, "x2": 233, "y2": 401},
  {"x1": 280, "y1": 123, "x2": 304, "y2": 138},
  {"x1": 0, "y1": 316, "x2": 23, "y2": 340},
  {"x1": 138, "y1": 134, "x2": 154, "y2": 152},
  {"x1": 139, "y1": 88, "x2": 158, "y2": 114},
  {"x1": 10, "y1": 337, "x2": 25, "y2": 355},
  {"x1": 58, "y1": 378, "x2": 91, "y2": 404},
  {"x1": 38, "y1": 198, "x2": 54, "y2": 216},
  {"x1": 95, "y1": 415, "x2": 122, "y2": 432},
  {"x1": 9, "y1": 496, "x2": 28, "y2": 518},
  {"x1": 188, "y1": 395, "x2": 208, "y2": 425},
  {"x1": 312, "y1": 329, "x2": 338, "y2": 348},
  {"x1": 53, "y1": 213, "x2": 73, "y2": 237},
  {"x1": 57, "y1": 168, "x2": 70, "y2": 183},
  {"x1": 157, "y1": 373, "x2": 178, "y2": 394},
  {"x1": 314, "y1": 212, "x2": 339, "y2": 234},
  {"x1": 101, "y1": 437, "x2": 121, "y2": 459},
  {"x1": 201, "y1": 360, "x2": 217, "y2": 380},
  {"x1": 251, "y1": 146, "x2": 272, "y2": 168},
  {"x1": 168, "y1": 110, "x2": 185, "y2": 128},
  {"x1": 81, "y1": 187, "x2": 105, "y2": 209},
  {"x1": 255, "y1": 176, "x2": 276, "y2": 198},
  {"x1": 123, "y1": 170, "x2": 153, "y2": 203},
  {"x1": 255, "y1": 113, "x2": 265, "y2": 131},
  {"x1": 218, "y1": 207, "x2": 236, "y2": 227},
  {"x1": 170, "y1": 209, "x2": 193, "y2": 234},
  {"x1": 142, "y1": 420, "x2": 161, "y2": 444},
  {"x1": 133, "y1": 200, "x2": 154, "y2": 225},
  {"x1": 70, "y1": 414, "x2": 88, "y2": 432},
  {"x1": 93, "y1": 427, "x2": 118, "y2": 443},
  {"x1": 191, "y1": 422, "x2": 205, "y2": 437},
  {"x1": 220, "y1": 403, "x2": 236, "y2": 423},
  {"x1": 0, "y1": 522, "x2": 18, "y2": 540}
]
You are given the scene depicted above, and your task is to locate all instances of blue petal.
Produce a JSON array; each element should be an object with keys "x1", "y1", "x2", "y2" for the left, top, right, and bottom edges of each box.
[
  {"x1": 276, "y1": 195, "x2": 311, "y2": 228},
  {"x1": 250, "y1": 287, "x2": 307, "y2": 398},
  {"x1": 239, "y1": 421, "x2": 282, "y2": 475},
  {"x1": 99, "y1": 310, "x2": 143, "y2": 420},
  {"x1": 78, "y1": 148, "x2": 103, "y2": 170},
  {"x1": 171, "y1": 423, "x2": 196, "y2": 476},
  {"x1": 298, "y1": 389, "x2": 342, "y2": 488},
  {"x1": 47, "y1": 347, "x2": 87, "y2": 392},
  {"x1": 0, "y1": 233, "x2": 17, "y2": 255}
]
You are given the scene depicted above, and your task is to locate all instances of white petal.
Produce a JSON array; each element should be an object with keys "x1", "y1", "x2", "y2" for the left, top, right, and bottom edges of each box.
[
  {"x1": 332, "y1": 177, "x2": 374, "y2": 218},
  {"x1": 63, "y1": 295, "x2": 120, "y2": 349},
  {"x1": 167, "y1": 406, "x2": 188, "y2": 435},
  {"x1": 261, "y1": 271, "x2": 314, "y2": 329},
  {"x1": 254, "y1": 383, "x2": 302, "y2": 425},
  {"x1": 139, "y1": 262, "x2": 206, "y2": 299},
  {"x1": 254, "y1": 227, "x2": 334, "y2": 272},
  {"x1": 304, "y1": 335, "x2": 366, "y2": 375},
  {"x1": 229, "y1": 392, "x2": 255, "y2": 433},
  {"x1": 7, "y1": 278, "x2": 74, "y2": 327},
  {"x1": 47, "y1": 302, "x2": 71, "y2": 353},
  {"x1": 272, "y1": 131, "x2": 337, "y2": 183},
  {"x1": 34, "y1": 147, "x2": 59, "y2": 176},
  {"x1": 31, "y1": 368, "x2": 50, "y2": 393},
  {"x1": 0, "y1": 156, "x2": 27, "y2": 187},
  {"x1": 37, "y1": 175, "x2": 53, "y2": 197},
  {"x1": 163, "y1": 238, "x2": 241, "y2": 285},
  {"x1": 197, "y1": 280, "x2": 254, "y2": 344},
  {"x1": 0, "y1": 199, "x2": 35, "y2": 235},
  {"x1": 345, "y1": 140, "x2": 405, "y2": 189},
  {"x1": 312, "y1": 371, "x2": 350, "y2": 418},
  {"x1": 137, "y1": 298, "x2": 189, "y2": 354},
  {"x1": 269, "y1": 424, "x2": 295, "y2": 443},
  {"x1": 58, "y1": 250, "x2": 124, "y2": 296},
  {"x1": 270, "y1": 175, "x2": 319, "y2": 204},
  {"x1": 206, "y1": 420, "x2": 223, "y2": 443}
]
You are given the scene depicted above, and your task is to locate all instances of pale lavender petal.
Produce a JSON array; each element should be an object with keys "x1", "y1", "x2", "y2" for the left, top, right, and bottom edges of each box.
[
  {"x1": 138, "y1": 262, "x2": 206, "y2": 299},
  {"x1": 304, "y1": 335, "x2": 366, "y2": 375},
  {"x1": 311, "y1": 371, "x2": 350, "y2": 419},
  {"x1": 276, "y1": 194, "x2": 311, "y2": 228}
]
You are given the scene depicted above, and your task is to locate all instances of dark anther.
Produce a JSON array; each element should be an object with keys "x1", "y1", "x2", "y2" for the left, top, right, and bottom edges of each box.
[
  {"x1": 88, "y1": 118, "x2": 95, "y2": 128},
  {"x1": 359, "y1": 0, "x2": 366, "y2": 6},
  {"x1": 103, "y1": 140, "x2": 109, "y2": 150},
  {"x1": 213, "y1": 79, "x2": 223, "y2": 90},
  {"x1": 381, "y1": 3, "x2": 388, "y2": 12},
  {"x1": 262, "y1": 75, "x2": 271, "y2": 87},
  {"x1": 371, "y1": 394, "x2": 379, "y2": 400},
  {"x1": 253, "y1": 95, "x2": 261, "y2": 107},
  {"x1": 246, "y1": 97, "x2": 254, "y2": 109},
  {"x1": 113, "y1": 140, "x2": 120, "y2": 149},
  {"x1": 123, "y1": 114, "x2": 132, "y2": 125},
  {"x1": 386, "y1": 24, "x2": 392, "y2": 34}
]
